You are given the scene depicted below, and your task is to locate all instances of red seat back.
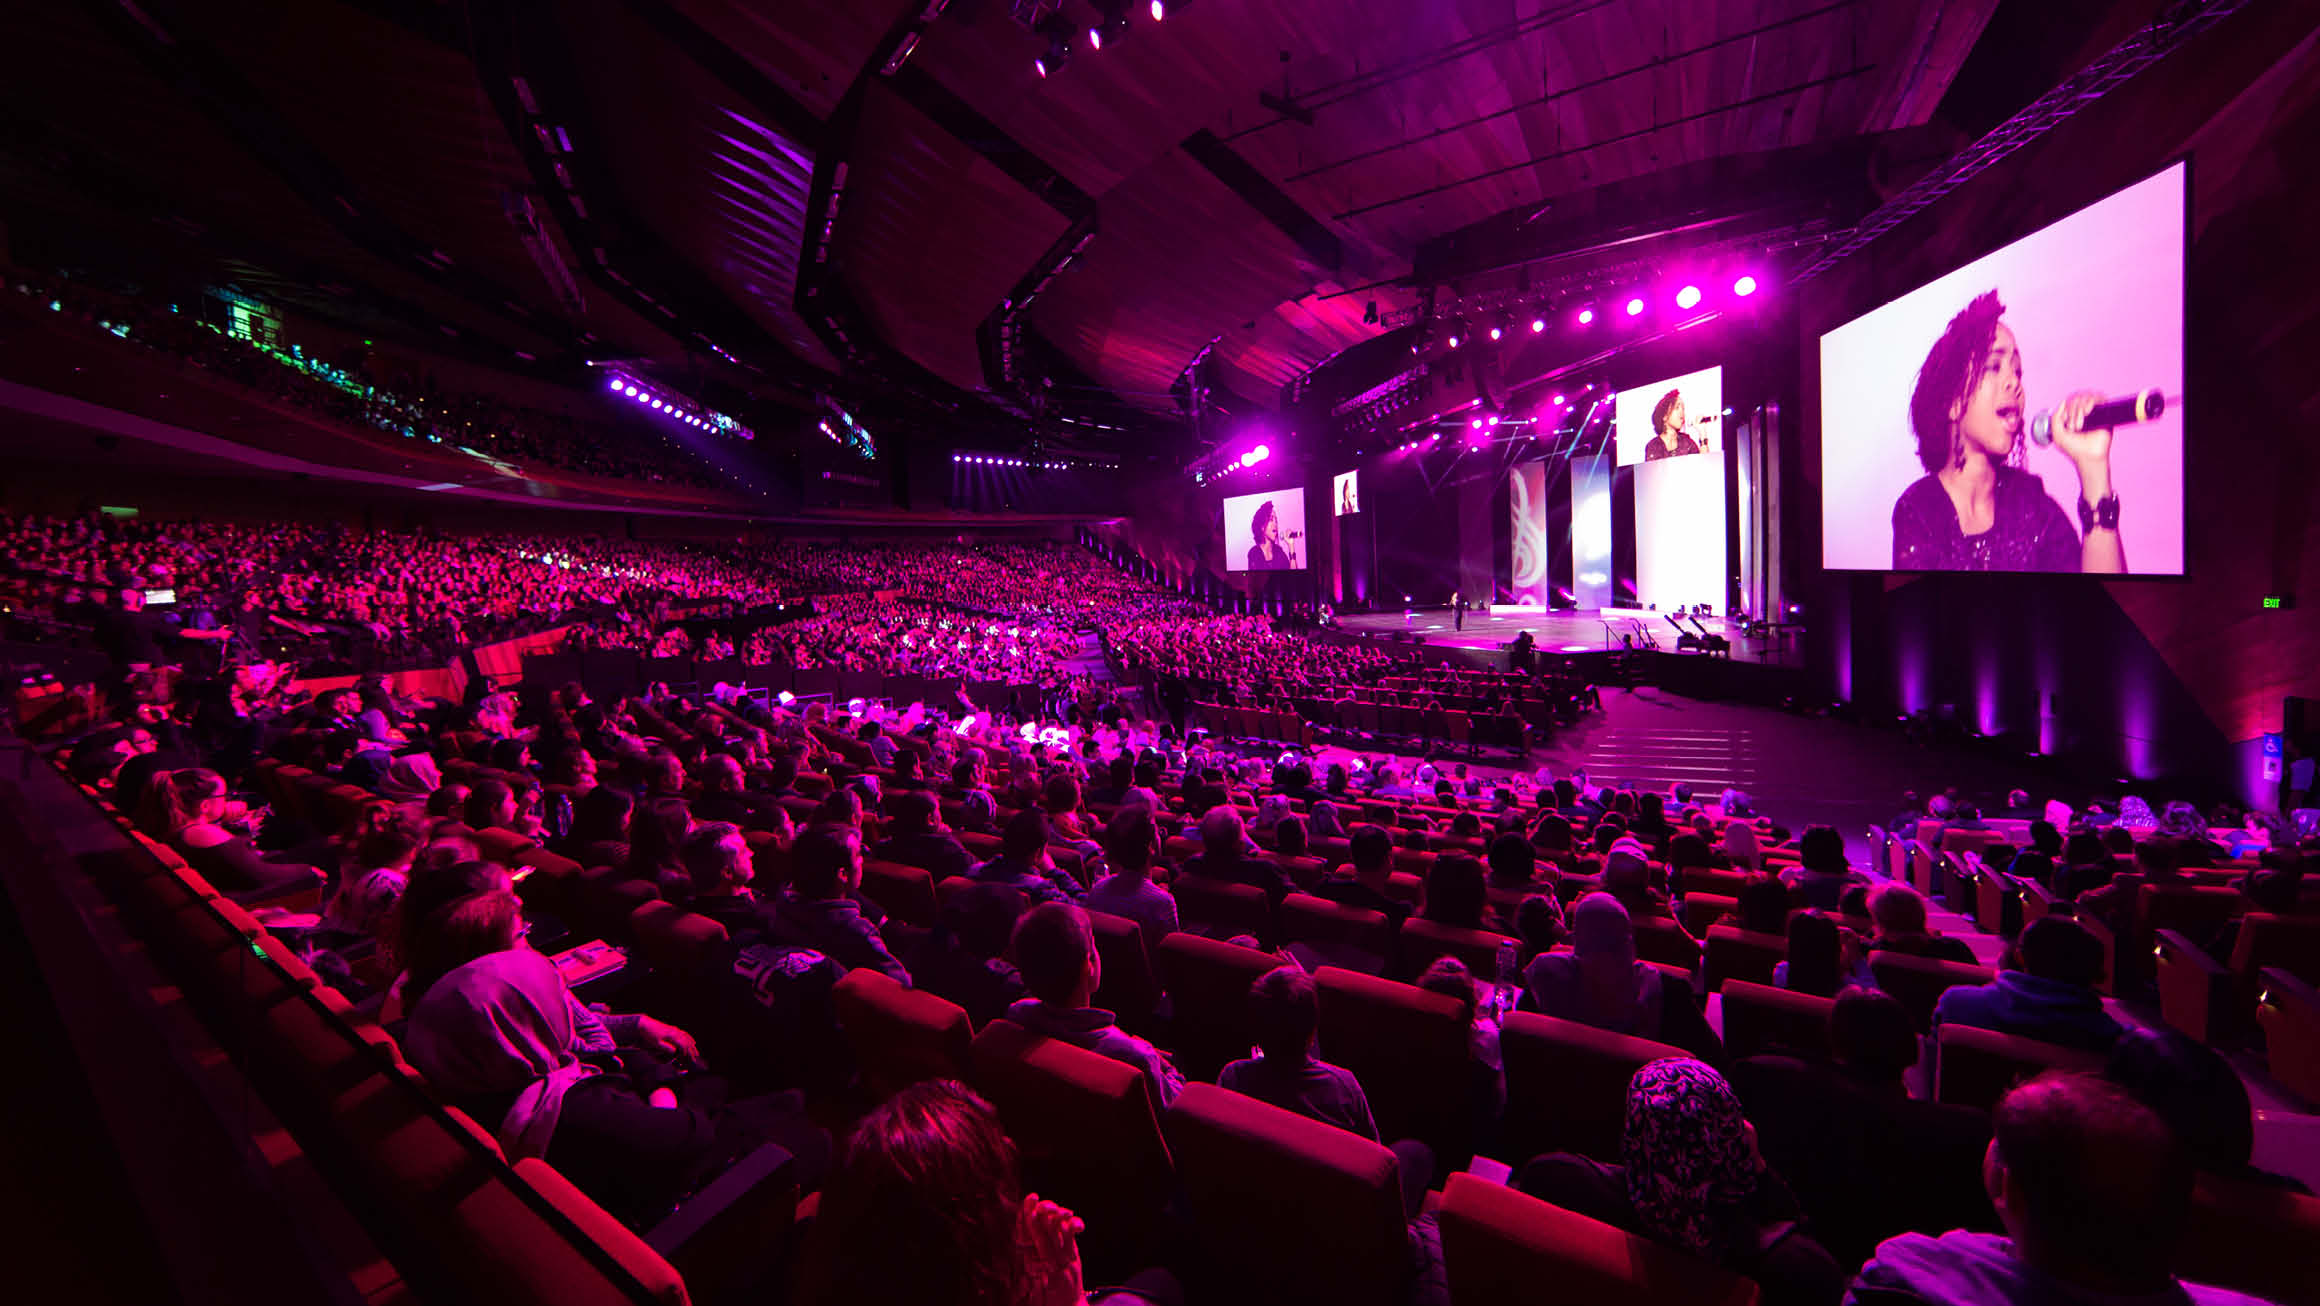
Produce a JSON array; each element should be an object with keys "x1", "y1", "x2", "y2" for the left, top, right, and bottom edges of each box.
[
  {"x1": 1314, "y1": 966, "x2": 1474, "y2": 1155},
  {"x1": 1153, "y1": 932, "x2": 1293, "y2": 1081},
  {"x1": 832, "y1": 968, "x2": 971, "y2": 1101},
  {"x1": 1702, "y1": 925, "x2": 1785, "y2": 992},
  {"x1": 1165, "y1": 1083, "x2": 1409, "y2": 1306},
  {"x1": 1499, "y1": 1011, "x2": 1686, "y2": 1165},
  {"x1": 1438, "y1": 1173, "x2": 1760, "y2": 1306},
  {"x1": 1718, "y1": 980, "x2": 1834, "y2": 1061},
  {"x1": 1933, "y1": 1023, "x2": 2105, "y2": 1112},
  {"x1": 1870, "y1": 952, "x2": 1996, "y2": 1032}
]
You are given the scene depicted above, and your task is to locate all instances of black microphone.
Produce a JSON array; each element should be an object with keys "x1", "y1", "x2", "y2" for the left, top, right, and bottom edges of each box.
[{"x1": 2028, "y1": 388, "x2": 2168, "y2": 447}]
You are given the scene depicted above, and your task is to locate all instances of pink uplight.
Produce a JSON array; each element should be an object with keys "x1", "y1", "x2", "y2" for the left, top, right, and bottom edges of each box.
[
  {"x1": 1675, "y1": 285, "x2": 1702, "y2": 310},
  {"x1": 1734, "y1": 274, "x2": 1758, "y2": 297},
  {"x1": 1625, "y1": 298, "x2": 1644, "y2": 316}
]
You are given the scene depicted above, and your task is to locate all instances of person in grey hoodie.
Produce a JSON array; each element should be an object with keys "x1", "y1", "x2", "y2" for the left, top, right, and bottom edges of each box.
[
  {"x1": 1002, "y1": 902, "x2": 1183, "y2": 1108},
  {"x1": 1845, "y1": 1074, "x2": 2269, "y2": 1306}
]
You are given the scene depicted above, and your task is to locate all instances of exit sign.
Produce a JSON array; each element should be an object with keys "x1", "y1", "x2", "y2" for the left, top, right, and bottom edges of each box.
[
  {"x1": 2264, "y1": 595, "x2": 2295, "y2": 610},
  {"x1": 2266, "y1": 596, "x2": 2283, "y2": 608}
]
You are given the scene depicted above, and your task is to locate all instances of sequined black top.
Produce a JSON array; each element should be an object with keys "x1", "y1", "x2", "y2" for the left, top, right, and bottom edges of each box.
[{"x1": 1890, "y1": 467, "x2": 2082, "y2": 572}]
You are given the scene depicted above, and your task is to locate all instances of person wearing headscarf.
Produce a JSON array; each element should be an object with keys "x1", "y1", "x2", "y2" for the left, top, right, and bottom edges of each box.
[
  {"x1": 2116, "y1": 796, "x2": 2159, "y2": 831},
  {"x1": 1307, "y1": 800, "x2": 1346, "y2": 840},
  {"x1": 1253, "y1": 793, "x2": 1295, "y2": 839},
  {"x1": 1522, "y1": 894, "x2": 1719, "y2": 1059},
  {"x1": 1517, "y1": 1058, "x2": 1842, "y2": 1306},
  {"x1": 402, "y1": 896, "x2": 829, "y2": 1229}
]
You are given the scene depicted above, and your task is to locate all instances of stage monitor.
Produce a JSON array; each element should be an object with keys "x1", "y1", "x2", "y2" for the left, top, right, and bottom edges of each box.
[
  {"x1": 1333, "y1": 470, "x2": 1360, "y2": 516},
  {"x1": 1819, "y1": 162, "x2": 2185, "y2": 574},
  {"x1": 1223, "y1": 487, "x2": 1308, "y2": 571},
  {"x1": 1615, "y1": 366, "x2": 1723, "y2": 466}
]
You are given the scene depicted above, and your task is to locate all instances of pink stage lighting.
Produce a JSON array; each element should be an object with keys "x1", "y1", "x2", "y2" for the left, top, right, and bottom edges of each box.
[
  {"x1": 1530, "y1": 317, "x2": 1546, "y2": 333},
  {"x1": 1577, "y1": 307, "x2": 1595, "y2": 325},
  {"x1": 1471, "y1": 418, "x2": 1484, "y2": 429},
  {"x1": 1552, "y1": 393, "x2": 1566, "y2": 406},
  {"x1": 1625, "y1": 297, "x2": 1644, "y2": 316},
  {"x1": 1150, "y1": 0, "x2": 1166, "y2": 17},
  {"x1": 606, "y1": 376, "x2": 622, "y2": 391},
  {"x1": 1252, "y1": 444, "x2": 1269, "y2": 461},
  {"x1": 1488, "y1": 325, "x2": 1503, "y2": 341},
  {"x1": 1675, "y1": 285, "x2": 1702, "y2": 310},
  {"x1": 1733, "y1": 274, "x2": 1758, "y2": 297},
  {"x1": 1447, "y1": 333, "x2": 1461, "y2": 349}
]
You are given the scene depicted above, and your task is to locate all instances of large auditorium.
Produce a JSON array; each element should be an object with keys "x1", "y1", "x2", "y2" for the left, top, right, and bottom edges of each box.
[{"x1": 5, "y1": 3, "x2": 2319, "y2": 1304}]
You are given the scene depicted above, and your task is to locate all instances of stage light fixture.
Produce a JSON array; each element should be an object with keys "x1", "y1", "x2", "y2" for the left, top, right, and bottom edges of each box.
[
  {"x1": 1625, "y1": 297, "x2": 1644, "y2": 316},
  {"x1": 1471, "y1": 418, "x2": 1483, "y2": 429},
  {"x1": 1150, "y1": 0, "x2": 1166, "y2": 17},
  {"x1": 1487, "y1": 415, "x2": 1500, "y2": 426},
  {"x1": 1577, "y1": 307, "x2": 1595, "y2": 325},
  {"x1": 1552, "y1": 394, "x2": 1566, "y2": 405},
  {"x1": 1488, "y1": 323, "x2": 1503, "y2": 342},
  {"x1": 1675, "y1": 284, "x2": 1702, "y2": 310},
  {"x1": 1530, "y1": 316, "x2": 1546, "y2": 333},
  {"x1": 1733, "y1": 274, "x2": 1758, "y2": 297},
  {"x1": 1033, "y1": 17, "x2": 1073, "y2": 76},
  {"x1": 1252, "y1": 443, "x2": 1269, "y2": 461},
  {"x1": 606, "y1": 377, "x2": 622, "y2": 391},
  {"x1": 1446, "y1": 329, "x2": 1461, "y2": 349}
]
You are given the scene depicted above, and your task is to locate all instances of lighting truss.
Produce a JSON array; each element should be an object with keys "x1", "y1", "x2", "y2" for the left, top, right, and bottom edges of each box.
[{"x1": 1793, "y1": 0, "x2": 2253, "y2": 283}]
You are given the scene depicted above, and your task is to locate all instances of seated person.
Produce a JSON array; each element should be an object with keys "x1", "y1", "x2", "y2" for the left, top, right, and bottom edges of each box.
[
  {"x1": 1523, "y1": 893, "x2": 1721, "y2": 1061},
  {"x1": 1730, "y1": 990, "x2": 1995, "y2": 1269},
  {"x1": 1079, "y1": 807, "x2": 1179, "y2": 956},
  {"x1": 691, "y1": 754, "x2": 786, "y2": 832},
  {"x1": 1865, "y1": 883, "x2": 1977, "y2": 964},
  {"x1": 1730, "y1": 874, "x2": 1796, "y2": 936},
  {"x1": 2105, "y1": 1027, "x2": 2311, "y2": 1194},
  {"x1": 1182, "y1": 804, "x2": 1288, "y2": 902},
  {"x1": 1781, "y1": 826, "x2": 1871, "y2": 911},
  {"x1": 1775, "y1": 911, "x2": 1871, "y2": 997},
  {"x1": 1602, "y1": 839, "x2": 1676, "y2": 921},
  {"x1": 1846, "y1": 1074, "x2": 2268, "y2": 1306},
  {"x1": 794, "y1": 1079, "x2": 1172, "y2": 1306},
  {"x1": 1418, "y1": 854, "x2": 1490, "y2": 931},
  {"x1": 1519, "y1": 1058, "x2": 1844, "y2": 1306},
  {"x1": 318, "y1": 815, "x2": 424, "y2": 942},
  {"x1": 905, "y1": 881, "x2": 1028, "y2": 1029},
  {"x1": 771, "y1": 827, "x2": 910, "y2": 984},
  {"x1": 1218, "y1": 965, "x2": 1378, "y2": 1139},
  {"x1": 134, "y1": 767, "x2": 322, "y2": 904},
  {"x1": 969, "y1": 809, "x2": 1083, "y2": 905},
  {"x1": 679, "y1": 822, "x2": 766, "y2": 941},
  {"x1": 1269, "y1": 814, "x2": 1325, "y2": 889},
  {"x1": 1315, "y1": 824, "x2": 1413, "y2": 928},
  {"x1": 1933, "y1": 917, "x2": 2122, "y2": 1053},
  {"x1": 400, "y1": 872, "x2": 829, "y2": 1230},
  {"x1": 555, "y1": 784, "x2": 635, "y2": 868},
  {"x1": 1003, "y1": 903, "x2": 1183, "y2": 1107},
  {"x1": 871, "y1": 789, "x2": 974, "y2": 881}
]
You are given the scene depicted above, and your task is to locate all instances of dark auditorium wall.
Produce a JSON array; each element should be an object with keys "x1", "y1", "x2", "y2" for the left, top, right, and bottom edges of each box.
[{"x1": 1798, "y1": 5, "x2": 2320, "y2": 806}]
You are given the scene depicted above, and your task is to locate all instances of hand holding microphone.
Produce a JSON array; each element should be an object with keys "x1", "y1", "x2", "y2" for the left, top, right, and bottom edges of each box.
[{"x1": 2028, "y1": 387, "x2": 2167, "y2": 448}]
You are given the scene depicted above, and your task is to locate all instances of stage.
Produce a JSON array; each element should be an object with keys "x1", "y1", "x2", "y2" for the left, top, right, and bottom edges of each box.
[{"x1": 1334, "y1": 606, "x2": 1804, "y2": 667}]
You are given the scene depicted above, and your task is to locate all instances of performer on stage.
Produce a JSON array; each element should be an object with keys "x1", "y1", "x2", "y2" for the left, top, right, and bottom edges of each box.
[
  {"x1": 1246, "y1": 500, "x2": 1293, "y2": 570},
  {"x1": 1888, "y1": 291, "x2": 2122, "y2": 573},
  {"x1": 1453, "y1": 590, "x2": 1463, "y2": 631},
  {"x1": 1642, "y1": 388, "x2": 1703, "y2": 461}
]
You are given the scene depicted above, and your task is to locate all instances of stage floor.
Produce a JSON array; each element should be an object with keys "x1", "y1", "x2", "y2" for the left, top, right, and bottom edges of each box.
[{"x1": 1336, "y1": 607, "x2": 1802, "y2": 666}]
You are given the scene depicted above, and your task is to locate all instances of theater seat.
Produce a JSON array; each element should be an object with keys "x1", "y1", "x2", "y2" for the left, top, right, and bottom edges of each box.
[
  {"x1": 1632, "y1": 916, "x2": 1701, "y2": 970},
  {"x1": 968, "y1": 1019, "x2": 1173, "y2": 1277},
  {"x1": 1499, "y1": 1012, "x2": 1685, "y2": 1166},
  {"x1": 1681, "y1": 892, "x2": 1737, "y2": 937},
  {"x1": 2257, "y1": 968, "x2": 2320, "y2": 1108},
  {"x1": 831, "y1": 968, "x2": 971, "y2": 1101},
  {"x1": 1165, "y1": 1083, "x2": 1411, "y2": 1306},
  {"x1": 857, "y1": 859, "x2": 937, "y2": 928},
  {"x1": 1719, "y1": 980, "x2": 1834, "y2": 1061},
  {"x1": 628, "y1": 901, "x2": 728, "y2": 976},
  {"x1": 1083, "y1": 908, "x2": 1160, "y2": 1032},
  {"x1": 1280, "y1": 892, "x2": 1392, "y2": 974},
  {"x1": 1154, "y1": 932, "x2": 1293, "y2": 1081},
  {"x1": 1315, "y1": 966, "x2": 1475, "y2": 1161},
  {"x1": 1172, "y1": 874, "x2": 1274, "y2": 943},
  {"x1": 1871, "y1": 953, "x2": 1996, "y2": 1033},
  {"x1": 1703, "y1": 925, "x2": 1785, "y2": 992},
  {"x1": 1933, "y1": 1024, "x2": 2105, "y2": 1112},
  {"x1": 2180, "y1": 1169, "x2": 2320, "y2": 1306},
  {"x1": 1437, "y1": 1173, "x2": 1759, "y2": 1306},
  {"x1": 1396, "y1": 917, "x2": 1515, "y2": 982}
]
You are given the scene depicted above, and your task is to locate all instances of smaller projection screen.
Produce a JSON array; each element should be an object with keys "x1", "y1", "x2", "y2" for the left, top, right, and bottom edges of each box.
[
  {"x1": 1333, "y1": 470, "x2": 1361, "y2": 516},
  {"x1": 1615, "y1": 366, "x2": 1724, "y2": 466},
  {"x1": 1224, "y1": 487, "x2": 1309, "y2": 571},
  {"x1": 1819, "y1": 162, "x2": 2185, "y2": 574}
]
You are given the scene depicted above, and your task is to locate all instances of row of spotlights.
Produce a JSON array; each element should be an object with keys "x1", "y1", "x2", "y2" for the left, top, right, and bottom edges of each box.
[
  {"x1": 1038, "y1": 2, "x2": 1170, "y2": 78},
  {"x1": 953, "y1": 454, "x2": 1106, "y2": 470},
  {"x1": 607, "y1": 376, "x2": 711, "y2": 428},
  {"x1": 1442, "y1": 274, "x2": 1761, "y2": 349}
]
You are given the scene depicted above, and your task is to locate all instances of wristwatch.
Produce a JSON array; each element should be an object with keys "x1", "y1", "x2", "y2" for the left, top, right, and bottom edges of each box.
[{"x1": 2078, "y1": 493, "x2": 2121, "y2": 535}]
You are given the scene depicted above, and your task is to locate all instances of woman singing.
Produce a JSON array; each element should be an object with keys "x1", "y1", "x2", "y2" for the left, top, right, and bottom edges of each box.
[
  {"x1": 1642, "y1": 389, "x2": 1700, "y2": 461},
  {"x1": 1890, "y1": 291, "x2": 2122, "y2": 572},
  {"x1": 1246, "y1": 499, "x2": 1291, "y2": 570}
]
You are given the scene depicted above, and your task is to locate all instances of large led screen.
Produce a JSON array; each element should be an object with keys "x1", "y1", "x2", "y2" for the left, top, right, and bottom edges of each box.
[
  {"x1": 1819, "y1": 162, "x2": 2185, "y2": 574},
  {"x1": 1223, "y1": 487, "x2": 1309, "y2": 571},
  {"x1": 1615, "y1": 366, "x2": 1724, "y2": 466}
]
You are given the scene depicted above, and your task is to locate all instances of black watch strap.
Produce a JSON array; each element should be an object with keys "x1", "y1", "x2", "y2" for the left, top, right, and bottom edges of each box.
[{"x1": 2078, "y1": 493, "x2": 2120, "y2": 534}]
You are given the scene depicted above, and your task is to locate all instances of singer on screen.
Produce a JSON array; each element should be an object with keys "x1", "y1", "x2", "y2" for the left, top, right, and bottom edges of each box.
[
  {"x1": 1889, "y1": 291, "x2": 2122, "y2": 573},
  {"x1": 1643, "y1": 388, "x2": 1703, "y2": 461},
  {"x1": 1247, "y1": 499, "x2": 1292, "y2": 570}
]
